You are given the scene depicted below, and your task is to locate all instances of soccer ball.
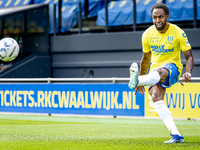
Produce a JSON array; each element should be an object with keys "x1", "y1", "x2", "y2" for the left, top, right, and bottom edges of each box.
[{"x1": 0, "y1": 37, "x2": 19, "y2": 62}]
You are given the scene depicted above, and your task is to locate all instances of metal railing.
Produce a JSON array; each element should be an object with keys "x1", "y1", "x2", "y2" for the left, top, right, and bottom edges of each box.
[{"x1": 0, "y1": 77, "x2": 199, "y2": 83}]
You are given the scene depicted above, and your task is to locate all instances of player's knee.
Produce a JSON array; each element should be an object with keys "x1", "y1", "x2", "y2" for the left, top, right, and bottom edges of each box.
[
  {"x1": 151, "y1": 92, "x2": 163, "y2": 102},
  {"x1": 157, "y1": 68, "x2": 169, "y2": 84},
  {"x1": 149, "y1": 85, "x2": 165, "y2": 102}
]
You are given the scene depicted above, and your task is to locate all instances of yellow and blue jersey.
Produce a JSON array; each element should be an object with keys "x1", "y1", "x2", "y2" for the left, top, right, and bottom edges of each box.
[{"x1": 142, "y1": 23, "x2": 191, "y2": 78}]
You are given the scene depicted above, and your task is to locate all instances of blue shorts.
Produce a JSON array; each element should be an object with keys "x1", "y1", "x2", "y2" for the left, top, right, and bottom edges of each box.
[{"x1": 154, "y1": 63, "x2": 180, "y2": 88}]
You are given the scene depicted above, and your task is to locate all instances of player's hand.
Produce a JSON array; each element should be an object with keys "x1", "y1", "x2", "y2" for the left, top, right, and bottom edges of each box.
[
  {"x1": 182, "y1": 72, "x2": 191, "y2": 82},
  {"x1": 135, "y1": 86, "x2": 145, "y2": 95}
]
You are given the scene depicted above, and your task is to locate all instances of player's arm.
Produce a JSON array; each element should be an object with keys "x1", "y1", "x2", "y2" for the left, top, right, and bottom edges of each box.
[
  {"x1": 140, "y1": 31, "x2": 151, "y2": 76},
  {"x1": 139, "y1": 51, "x2": 151, "y2": 75},
  {"x1": 182, "y1": 49, "x2": 194, "y2": 82},
  {"x1": 135, "y1": 51, "x2": 151, "y2": 95},
  {"x1": 135, "y1": 31, "x2": 151, "y2": 95}
]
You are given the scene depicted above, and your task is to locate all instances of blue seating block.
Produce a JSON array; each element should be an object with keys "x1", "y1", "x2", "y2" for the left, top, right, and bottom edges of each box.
[
  {"x1": 34, "y1": 0, "x2": 104, "y2": 32},
  {"x1": 0, "y1": 0, "x2": 33, "y2": 8},
  {"x1": 59, "y1": 4, "x2": 79, "y2": 33},
  {"x1": 96, "y1": 0, "x2": 195, "y2": 26},
  {"x1": 97, "y1": 1, "x2": 133, "y2": 26},
  {"x1": 96, "y1": 0, "x2": 157, "y2": 26}
]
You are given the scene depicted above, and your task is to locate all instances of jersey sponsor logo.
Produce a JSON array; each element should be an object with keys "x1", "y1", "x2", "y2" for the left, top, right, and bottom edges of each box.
[
  {"x1": 182, "y1": 33, "x2": 187, "y2": 38},
  {"x1": 150, "y1": 45, "x2": 174, "y2": 55}
]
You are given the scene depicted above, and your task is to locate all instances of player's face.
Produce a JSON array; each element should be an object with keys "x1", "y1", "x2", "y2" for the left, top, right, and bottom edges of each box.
[{"x1": 152, "y1": 8, "x2": 169, "y2": 31}]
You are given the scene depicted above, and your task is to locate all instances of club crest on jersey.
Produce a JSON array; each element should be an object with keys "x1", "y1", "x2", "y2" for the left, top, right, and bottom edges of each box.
[{"x1": 167, "y1": 36, "x2": 173, "y2": 43}]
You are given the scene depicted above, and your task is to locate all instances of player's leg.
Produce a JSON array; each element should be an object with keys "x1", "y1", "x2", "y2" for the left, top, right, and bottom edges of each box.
[
  {"x1": 129, "y1": 63, "x2": 184, "y2": 143},
  {"x1": 149, "y1": 64, "x2": 184, "y2": 143},
  {"x1": 128, "y1": 63, "x2": 168, "y2": 89},
  {"x1": 149, "y1": 85, "x2": 184, "y2": 143},
  {"x1": 149, "y1": 85, "x2": 180, "y2": 133}
]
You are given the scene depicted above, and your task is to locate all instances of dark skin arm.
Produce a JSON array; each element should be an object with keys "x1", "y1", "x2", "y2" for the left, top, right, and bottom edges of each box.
[
  {"x1": 182, "y1": 49, "x2": 194, "y2": 82},
  {"x1": 135, "y1": 51, "x2": 151, "y2": 95}
]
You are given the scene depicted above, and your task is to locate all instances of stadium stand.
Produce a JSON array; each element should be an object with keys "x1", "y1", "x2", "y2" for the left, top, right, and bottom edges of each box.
[
  {"x1": 96, "y1": 0, "x2": 194, "y2": 26},
  {"x1": 0, "y1": 0, "x2": 200, "y2": 78},
  {"x1": 0, "y1": 0, "x2": 197, "y2": 32},
  {"x1": 33, "y1": 0, "x2": 104, "y2": 32},
  {"x1": 0, "y1": 0, "x2": 187, "y2": 33},
  {"x1": 31, "y1": 0, "x2": 198, "y2": 32}
]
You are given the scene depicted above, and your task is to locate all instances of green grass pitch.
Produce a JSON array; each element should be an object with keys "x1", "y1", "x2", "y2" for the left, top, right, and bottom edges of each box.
[{"x1": 0, "y1": 114, "x2": 199, "y2": 150}]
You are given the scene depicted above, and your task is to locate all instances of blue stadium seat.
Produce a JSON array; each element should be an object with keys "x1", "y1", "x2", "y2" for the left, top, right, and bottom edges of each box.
[
  {"x1": 197, "y1": 0, "x2": 200, "y2": 20},
  {"x1": 135, "y1": 0, "x2": 158, "y2": 24},
  {"x1": 0, "y1": 0, "x2": 33, "y2": 8},
  {"x1": 96, "y1": 0, "x2": 133, "y2": 26},
  {"x1": 59, "y1": 4, "x2": 79, "y2": 33},
  {"x1": 87, "y1": 0, "x2": 105, "y2": 18},
  {"x1": 135, "y1": 0, "x2": 145, "y2": 24},
  {"x1": 140, "y1": 0, "x2": 157, "y2": 24},
  {"x1": 166, "y1": 0, "x2": 193, "y2": 22}
]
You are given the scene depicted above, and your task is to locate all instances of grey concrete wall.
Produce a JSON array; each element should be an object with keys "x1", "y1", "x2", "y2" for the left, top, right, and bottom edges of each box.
[{"x1": 0, "y1": 54, "x2": 51, "y2": 78}]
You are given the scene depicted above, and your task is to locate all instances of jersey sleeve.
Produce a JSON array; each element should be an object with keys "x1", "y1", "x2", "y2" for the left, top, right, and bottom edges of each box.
[
  {"x1": 142, "y1": 31, "x2": 150, "y2": 53},
  {"x1": 179, "y1": 32, "x2": 191, "y2": 51}
]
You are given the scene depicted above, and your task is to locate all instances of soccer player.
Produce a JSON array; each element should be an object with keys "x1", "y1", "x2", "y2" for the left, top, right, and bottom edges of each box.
[{"x1": 128, "y1": 3, "x2": 194, "y2": 143}]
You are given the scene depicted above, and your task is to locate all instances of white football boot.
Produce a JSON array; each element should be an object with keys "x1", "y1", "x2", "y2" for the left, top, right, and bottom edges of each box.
[{"x1": 128, "y1": 62, "x2": 139, "y2": 89}]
